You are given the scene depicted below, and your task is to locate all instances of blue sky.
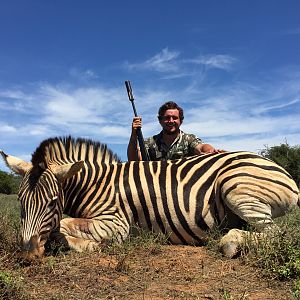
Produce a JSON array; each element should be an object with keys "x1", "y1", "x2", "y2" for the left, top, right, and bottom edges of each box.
[{"x1": 1, "y1": 1, "x2": 300, "y2": 172}]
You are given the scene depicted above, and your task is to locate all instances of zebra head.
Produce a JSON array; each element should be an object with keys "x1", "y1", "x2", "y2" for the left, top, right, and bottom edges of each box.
[{"x1": 0, "y1": 150, "x2": 84, "y2": 261}]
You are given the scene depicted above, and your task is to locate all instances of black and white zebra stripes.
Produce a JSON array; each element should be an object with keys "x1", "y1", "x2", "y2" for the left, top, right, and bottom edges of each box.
[{"x1": 1, "y1": 136, "x2": 299, "y2": 260}]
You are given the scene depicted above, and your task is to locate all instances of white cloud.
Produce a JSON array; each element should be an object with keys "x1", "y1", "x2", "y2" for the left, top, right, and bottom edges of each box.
[
  {"x1": 0, "y1": 123, "x2": 17, "y2": 133},
  {"x1": 29, "y1": 83, "x2": 130, "y2": 128},
  {"x1": 183, "y1": 115, "x2": 299, "y2": 138},
  {"x1": 124, "y1": 48, "x2": 180, "y2": 73},
  {"x1": 1, "y1": 71, "x2": 300, "y2": 152},
  {"x1": 0, "y1": 123, "x2": 55, "y2": 139},
  {"x1": 123, "y1": 48, "x2": 237, "y2": 83},
  {"x1": 0, "y1": 89, "x2": 32, "y2": 100},
  {"x1": 186, "y1": 54, "x2": 236, "y2": 70},
  {"x1": 28, "y1": 125, "x2": 53, "y2": 136},
  {"x1": 0, "y1": 90, "x2": 32, "y2": 113},
  {"x1": 181, "y1": 85, "x2": 300, "y2": 143},
  {"x1": 69, "y1": 68, "x2": 98, "y2": 80},
  {"x1": 209, "y1": 132, "x2": 300, "y2": 153},
  {"x1": 253, "y1": 98, "x2": 300, "y2": 114},
  {"x1": 99, "y1": 125, "x2": 129, "y2": 138}
]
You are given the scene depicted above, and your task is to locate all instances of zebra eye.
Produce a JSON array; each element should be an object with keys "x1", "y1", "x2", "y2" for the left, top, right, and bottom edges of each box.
[{"x1": 48, "y1": 196, "x2": 58, "y2": 209}]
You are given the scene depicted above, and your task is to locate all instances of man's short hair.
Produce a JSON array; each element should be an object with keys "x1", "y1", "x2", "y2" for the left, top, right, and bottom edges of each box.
[{"x1": 158, "y1": 101, "x2": 184, "y2": 121}]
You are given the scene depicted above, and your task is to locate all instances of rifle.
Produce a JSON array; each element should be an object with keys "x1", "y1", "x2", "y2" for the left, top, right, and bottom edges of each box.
[{"x1": 125, "y1": 81, "x2": 150, "y2": 161}]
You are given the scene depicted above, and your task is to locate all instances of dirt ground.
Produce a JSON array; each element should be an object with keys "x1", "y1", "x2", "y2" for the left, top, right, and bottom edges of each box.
[{"x1": 17, "y1": 244, "x2": 293, "y2": 300}]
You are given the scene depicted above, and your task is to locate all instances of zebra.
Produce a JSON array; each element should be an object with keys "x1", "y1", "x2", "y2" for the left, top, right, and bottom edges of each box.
[{"x1": 1, "y1": 136, "x2": 299, "y2": 261}]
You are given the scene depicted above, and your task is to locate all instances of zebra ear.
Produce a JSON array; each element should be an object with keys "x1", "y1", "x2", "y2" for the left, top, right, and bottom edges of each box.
[
  {"x1": 0, "y1": 150, "x2": 32, "y2": 176},
  {"x1": 50, "y1": 161, "x2": 85, "y2": 181}
]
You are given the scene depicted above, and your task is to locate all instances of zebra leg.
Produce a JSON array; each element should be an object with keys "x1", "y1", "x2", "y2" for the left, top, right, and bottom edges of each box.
[
  {"x1": 219, "y1": 197, "x2": 278, "y2": 258},
  {"x1": 57, "y1": 217, "x2": 129, "y2": 252},
  {"x1": 219, "y1": 223, "x2": 280, "y2": 258},
  {"x1": 219, "y1": 229, "x2": 259, "y2": 258}
]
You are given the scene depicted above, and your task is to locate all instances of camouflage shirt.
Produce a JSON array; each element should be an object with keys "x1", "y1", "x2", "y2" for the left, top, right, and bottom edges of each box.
[{"x1": 144, "y1": 130, "x2": 203, "y2": 161}]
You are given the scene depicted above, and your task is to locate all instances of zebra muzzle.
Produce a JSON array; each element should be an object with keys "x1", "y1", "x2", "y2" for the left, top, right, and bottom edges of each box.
[{"x1": 21, "y1": 235, "x2": 45, "y2": 262}]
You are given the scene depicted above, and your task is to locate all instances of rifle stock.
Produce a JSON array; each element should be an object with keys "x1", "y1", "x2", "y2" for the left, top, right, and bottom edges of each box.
[{"x1": 125, "y1": 81, "x2": 150, "y2": 161}]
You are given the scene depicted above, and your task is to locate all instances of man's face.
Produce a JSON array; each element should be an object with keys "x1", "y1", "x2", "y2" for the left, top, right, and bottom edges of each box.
[{"x1": 159, "y1": 109, "x2": 182, "y2": 135}]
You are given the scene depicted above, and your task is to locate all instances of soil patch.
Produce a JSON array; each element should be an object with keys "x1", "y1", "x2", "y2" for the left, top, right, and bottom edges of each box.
[{"x1": 18, "y1": 245, "x2": 293, "y2": 299}]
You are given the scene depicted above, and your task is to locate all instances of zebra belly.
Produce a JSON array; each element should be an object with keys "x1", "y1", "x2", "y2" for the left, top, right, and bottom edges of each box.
[{"x1": 136, "y1": 211, "x2": 212, "y2": 245}]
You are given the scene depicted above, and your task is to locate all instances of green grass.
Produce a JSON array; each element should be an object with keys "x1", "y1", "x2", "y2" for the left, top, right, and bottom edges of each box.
[
  {"x1": 0, "y1": 194, "x2": 28, "y2": 299},
  {"x1": 0, "y1": 193, "x2": 19, "y2": 213},
  {"x1": 0, "y1": 271, "x2": 28, "y2": 300},
  {"x1": 0, "y1": 194, "x2": 20, "y2": 252}
]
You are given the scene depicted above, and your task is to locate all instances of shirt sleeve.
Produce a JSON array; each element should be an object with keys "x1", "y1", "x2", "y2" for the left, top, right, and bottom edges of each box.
[{"x1": 186, "y1": 133, "x2": 203, "y2": 149}]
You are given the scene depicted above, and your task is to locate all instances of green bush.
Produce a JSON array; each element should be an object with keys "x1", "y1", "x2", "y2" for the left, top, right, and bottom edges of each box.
[
  {"x1": 0, "y1": 170, "x2": 21, "y2": 194},
  {"x1": 260, "y1": 143, "x2": 300, "y2": 186}
]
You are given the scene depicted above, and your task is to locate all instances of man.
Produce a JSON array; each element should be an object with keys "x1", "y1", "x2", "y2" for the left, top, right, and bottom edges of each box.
[{"x1": 127, "y1": 101, "x2": 222, "y2": 161}]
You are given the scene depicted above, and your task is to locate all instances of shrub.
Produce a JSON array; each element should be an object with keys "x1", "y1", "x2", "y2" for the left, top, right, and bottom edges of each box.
[
  {"x1": 0, "y1": 170, "x2": 21, "y2": 195},
  {"x1": 260, "y1": 143, "x2": 300, "y2": 186}
]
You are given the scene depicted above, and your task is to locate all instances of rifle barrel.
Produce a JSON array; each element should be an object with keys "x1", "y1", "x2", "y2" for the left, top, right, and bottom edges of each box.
[{"x1": 125, "y1": 80, "x2": 149, "y2": 161}]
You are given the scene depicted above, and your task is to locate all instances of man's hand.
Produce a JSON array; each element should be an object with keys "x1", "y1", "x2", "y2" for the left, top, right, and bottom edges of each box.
[
  {"x1": 195, "y1": 143, "x2": 225, "y2": 155},
  {"x1": 128, "y1": 117, "x2": 143, "y2": 161},
  {"x1": 132, "y1": 117, "x2": 142, "y2": 133}
]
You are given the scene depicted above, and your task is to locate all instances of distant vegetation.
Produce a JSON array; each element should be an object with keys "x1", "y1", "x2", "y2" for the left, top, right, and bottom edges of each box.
[
  {"x1": 260, "y1": 142, "x2": 300, "y2": 187},
  {"x1": 0, "y1": 170, "x2": 21, "y2": 195}
]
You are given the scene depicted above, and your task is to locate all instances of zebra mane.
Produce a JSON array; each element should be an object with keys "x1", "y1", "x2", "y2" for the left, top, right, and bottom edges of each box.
[{"x1": 31, "y1": 136, "x2": 122, "y2": 167}]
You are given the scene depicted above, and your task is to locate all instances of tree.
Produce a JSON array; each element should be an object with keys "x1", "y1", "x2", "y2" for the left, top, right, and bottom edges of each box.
[
  {"x1": 260, "y1": 143, "x2": 300, "y2": 187},
  {"x1": 0, "y1": 170, "x2": 21, "y2": 195}
]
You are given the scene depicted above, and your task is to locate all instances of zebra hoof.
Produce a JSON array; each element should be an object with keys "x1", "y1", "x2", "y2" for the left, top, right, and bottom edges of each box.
[{"x1": 220, "y1": 241, "x2": 240, "y2": 258}]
